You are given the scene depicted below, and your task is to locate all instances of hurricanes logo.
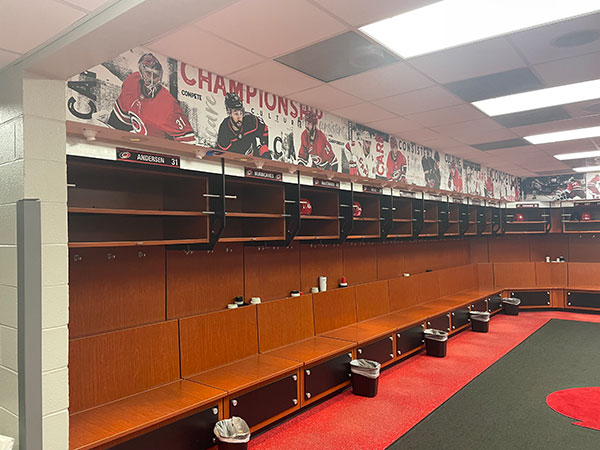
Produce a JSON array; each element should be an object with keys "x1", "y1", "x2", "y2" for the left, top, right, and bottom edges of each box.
[
  {"x1": 119, "y1": 151, "x2": 131, "y2": 159},
  {"x1": 130, "y1": 112, "x2": 148, "y2": 135}
]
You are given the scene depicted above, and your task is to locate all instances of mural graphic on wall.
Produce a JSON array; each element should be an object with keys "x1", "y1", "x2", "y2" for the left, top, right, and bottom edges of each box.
[
  {"x1": 521, "y1": 174, "x2": 586, "y2": 201},
  {"x1": 66, "y1": 47, "x2": 519, "y2": 201}
]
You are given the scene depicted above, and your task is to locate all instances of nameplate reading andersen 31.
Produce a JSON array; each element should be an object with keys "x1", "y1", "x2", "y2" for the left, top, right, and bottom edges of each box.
[{"x1": 116, "y1": 148, "x2": 180, "y2": 168}]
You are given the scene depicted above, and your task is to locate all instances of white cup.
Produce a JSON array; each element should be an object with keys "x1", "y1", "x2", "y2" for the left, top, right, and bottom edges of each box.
[
  {"x1": 319, "y1": 276, "x2": 327, "y2": 292},
  {"x1": 227, "y1": 303, "x2": 238, "y2": 309},
  {"x1": 545, "y1": 256, "x2": 551, "y2": 263},
  {"x1": 310, "y1": 287, "x2": 319, "y2": 294},
  {"x1": 403, "y1": 273, "x2": 410, "y2": 277},
  {"x1": 250, "y1": 297, "x2": 261, "y2": 304}
]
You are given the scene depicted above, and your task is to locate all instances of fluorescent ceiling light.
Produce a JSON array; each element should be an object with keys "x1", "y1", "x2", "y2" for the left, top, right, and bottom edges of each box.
[
  {"x1": 360, "y1": 0, "x2": 600, "y2": 58},
  {"x1": 473, "y1": 79, "x2": 600, "y2": 116},
  {"x1": 573, "y1": 165, "x2": 600, "y2": 172},
  {"x1": 525, "y1": 126, "x2": 600, "y2": 144},
  {"x1": 554, "y1": 150, "x2": 600, "y2": 160}
]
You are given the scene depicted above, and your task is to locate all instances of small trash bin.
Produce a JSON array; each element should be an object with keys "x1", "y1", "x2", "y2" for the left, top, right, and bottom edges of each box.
[
  {"x1": 470, "y1": 311, "x2": 490, "y2": 333},
  {"x1": 214, "y1": 417, "x2": 250, "y2": 450},
  {"x1": 350, "y1": 359, "x2": 381, "y2": 397},
  {"x1": 502, "y1": 297, "x2": 521, "y2": 316},
  {"x1": 424, "y1": 329, "x2": 448, "y2": 357}
]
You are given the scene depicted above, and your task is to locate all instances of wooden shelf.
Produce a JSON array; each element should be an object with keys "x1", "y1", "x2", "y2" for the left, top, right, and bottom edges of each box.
[
  {"x1": 393, "y1": 219, "x2": 412, "y2": 223},
  {"x1": 353, "y1": 217, "x2": 379, "y2": 222},
  {"x1": 506, "y1": 220, "x2": 546, "y2": 224},
  {"x1": 294, "y1": 235, "x2": 339, "y2": 240},
  {"x1": 423, "y1": 220, "x2": 438, "y2": 223},
  {"x1": 387, "y1": 233, "x2": 413, "y2": 238},
  {"x1": 504, "y1": 231, "x2": 547, "y2": 234},
  {"x1": 68, "y1": 207, "x2": 206, "y2": 216},
  {"x1": 219, "y1": 236, "x2": 284, "y2": 242},
  {"x1": 347, "y1": 234, "x2": 380, "y2": 239},
  {"x1": 563, "y1": 220, "x2": 600, "y2": 223},
  {"x1": 225, "y1": 212, "x2": 283, "y2": 218},
  {"x1": 69, "y1": 238, "x2": 208, "y2": 248},
  {"x1": 300, "y1": 215, "x2": 339, "y2": 220}
]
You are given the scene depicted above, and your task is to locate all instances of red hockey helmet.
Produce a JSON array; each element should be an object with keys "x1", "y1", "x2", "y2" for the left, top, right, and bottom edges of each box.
[
  {"x1": 138, "y1": 53, "x2": 163, "y2": 98},
  {"x1": 581, "y1": 212, "x2": 592, "y2": 221},
  {"x1": 300, "y1": 198, "x2": 312, "y2": 215},
  {"x1": 515, "y1": 213, "x2": 525, "y2": 222},
  {"x1": 353, "y1": 201, "x2": 362, "y2": 217}
]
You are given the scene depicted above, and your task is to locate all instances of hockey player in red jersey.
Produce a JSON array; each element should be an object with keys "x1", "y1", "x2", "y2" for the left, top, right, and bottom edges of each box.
[
  {"x1": 386, "y1": 136, "x2": 407, "y2": 183},
  {"x1": 107, "y1": 53, "x2": 196, "y2": 143},
  {"x1": 587, "y1": 174, "x2": 600, "y2": 197},
  {"x1": 298, "y1": 111, "x2": 338, "y2": 171},
  {"x1": 448, "y1": 161, "x2": 463, "y2": 193},
  {"x1": 217, "y1": 93, "x2": 270, "y2": 158}
]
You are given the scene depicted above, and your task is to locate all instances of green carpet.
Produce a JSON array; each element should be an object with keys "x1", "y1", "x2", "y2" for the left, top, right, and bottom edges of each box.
[{"x1": 387, "y1": 319, "x2": 600, "y2": 450}]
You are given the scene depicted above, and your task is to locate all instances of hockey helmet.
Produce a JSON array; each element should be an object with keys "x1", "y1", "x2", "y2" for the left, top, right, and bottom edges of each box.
[
  {"x1": 138, "y1": 53, "x2": 163, "y2": 97},
  {"x1": 225, "y1": 92, "x2": 244, "y2": 112},
  {"x1": 305, "y1": 110, "x2": 318, "y2": 125},
  {"x1": 300, "y1": 198, "x2": 312, "y2": 216},
  {"x1": 514, "y1": 212, "x2": 525, "y2": 222},
  {"x1": 353, "y1": 201, "x2": 362, "y2": 217},
  {"x1": 581, "y1": 211, "x2": 592, "y2": 221}
]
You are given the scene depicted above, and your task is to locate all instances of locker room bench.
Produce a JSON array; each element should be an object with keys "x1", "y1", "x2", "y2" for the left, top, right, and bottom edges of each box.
[
  {"x1": 69, "y1": 321, "x2": 226, "y2": 450},
  {"x1": 179, "y1": 306, "x2": 303, "y2": 432}
]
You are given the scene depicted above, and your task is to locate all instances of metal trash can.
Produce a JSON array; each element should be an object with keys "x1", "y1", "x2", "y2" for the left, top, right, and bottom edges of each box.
[
  {"x1": 470, "y1": 310, "x2": 490, "y2": 333},
  {"x1": 214, "y1": 417, "x2": 250, "y2": 450},
  {"x1": 502, "y1": 297, "x2": 521, "y2": 316},
  {"x1": 424, "y1": 329, "x2": 448, "y2": 357},
  {"x1": 350, "y1": 359, "x2": 381, "y2": 397}
]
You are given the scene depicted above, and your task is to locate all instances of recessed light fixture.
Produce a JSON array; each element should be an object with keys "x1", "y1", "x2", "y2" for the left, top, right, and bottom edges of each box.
[
  {"x1": 472, "y1": 79, "x2": 600, "y2": 116},
  {"x1": 525, "y1": 126, "x2": 600, "y2": 144},
  {"x1": 554, "y1": 150, "x2": 600, "y2": 160},
  {"x1": 573, "y1": 165, "x2": 600, "y2": 173},
  {"x1": 359, "y1": 0, "x2": 600, "y2": 58}
]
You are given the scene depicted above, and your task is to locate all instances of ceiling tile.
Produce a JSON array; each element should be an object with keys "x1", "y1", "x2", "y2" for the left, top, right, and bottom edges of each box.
[
  {"x1": 147, "y1": 26, "x2": 264, "y2": 76},
  {"x1": 288, "y1": 85, "x2": 362, "y2": 111},
  {"x1": 196, "y1": 0, "x2": 347, "y2": 58},
  {"x1": 364, "y1": 116, "x2": 423, "y2": 134},
  {"x1": 493, "y1": 106, "x2": 571, "y2": 128},
  {"x1": 313, "y1": 0, "x2": 437, "y2": 27},
  {"x1": 432, "y1": 119, "x2": 517, "y2": 145},
  {"x1": 509, "y1": 12, "x2": 600, "y2": 66},
  {"x1": 510, "y1": 115, "x2": 600, "y2": 138},
  {"x1": 418, "y1": 136, "x2": 463, "y2": 150},
  {"x1": 536, "y1": 139, "x2": 599, "y2": 156},
  {"x1": 534, "y1": 51, "x2": 600, "y2": 87},
  {"x1": 0, "y1": 0, "x2": 85, "y2": 54},
  {"x1": 374, "y1": 85, "x2": 463, "y2": 115},
  {"x1": 394, "y1": 128, "x2": 441, "y2": 144},
  {"x1": 563, "y1": 100, "x2": 600, "y2": 120},
  {"x1": 444, "y1": 68, "x2": 544, "y2": 103},
  {"x1": 276, "y1": 31, "x2": 398, "y2": 82},
  {"x1": 406, "y1": 104, "x2": 486, "y2": 127},
  {"x1": 62, "y1": 0, "x2": 112, "y2": 12},
  {"x1": 328, "y1": 61, "x2": 434, "y2": 101},
  {"x1": 408, "y1": 37, "x2": 526, "y2": 84},
  {"x1": 331, "y1": 102, "x2": 396, "y2": 124},
  {"x1": 472, "y1": 138, "x2": 531, "y2": 151},
  {"x1": 482, "y1": 146, "x2": 540, "y2": 159},
  {"x1": 228, "y1": 60, "x2": 322, "y2": 96}
]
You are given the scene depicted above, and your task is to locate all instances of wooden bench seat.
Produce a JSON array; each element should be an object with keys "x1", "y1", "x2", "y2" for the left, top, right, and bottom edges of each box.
[
  {"x1": 265, "y1": 336, "x2": 354, "y2": 366},
  {"x1": 69, "y1": 321, "x2": 226, "y2": 450},
  {"x1": 321, "y1": 321, "x2": 395, "y2": 345},
  {"x1": 70, "y1": 381, "x2": 225, "y2": 450}
]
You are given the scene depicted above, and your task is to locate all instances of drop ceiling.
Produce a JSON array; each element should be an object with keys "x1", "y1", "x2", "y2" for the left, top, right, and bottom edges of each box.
[{"x1": 3, "y1": 0, "x2": 600, "y2": 178}]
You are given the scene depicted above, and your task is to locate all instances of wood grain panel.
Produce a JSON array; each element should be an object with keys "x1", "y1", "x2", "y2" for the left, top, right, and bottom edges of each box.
[
  {"x1": 470, "y1": 237, "x2": 489, "y2": 263},
  {"x1": 69, "y1": 380, "x2": 224, "y2": 450},
  {"x1": 476, "y1": 263, "x2": 494, "y2": 288},
  {"x1": 257, "y1": 295, "x2": 314, "y2": 352},
  {"x1": 313, "y1": 288, "x2": 357, "y2": 334},
  {"x1": 245, "y1": 244, "x2": 300, "y2": 301},
  {"x1": 388, "y1": 276, "x2": 420, "y2": 311},
  {"x1": 69, "y1": 321, "x2": 180, "y2": 413},
  {"x1": 529, "y1": 235, "x2": 568, "y2": 262},
  {"x1": 179, "y1": 307, "x2": 258, "y2": 377},
  {"x1": 376, "y1": 242, "x2": 406, "y2": 280},
  {"x1": 355, "y1": 280, "x2": 390, "y2": 321},
  {"x1": 69, "y1": 246, "x2": 166, "y2": 338},
  {"x1": 568, "y1": 235, "x2": 600, "y2": 262},
  {"x1": 535, "y1": 262, "x2": 567, "y2": 287},
  {"x1": 488, "y1": 235, "x2": 530, "y2": 262},
  {"x1": 415, "y1": 271, "x2": 440, "y2": 302},
  {"x1": 568, "y1": 262, "x2": 600, "y2": 286},
  {"x1": 300, "y1": 243, "x2": 343, "y2": 293},
  {"x1": 437, "y1": 265, "x2": 475, "y2": 296},
  {"x1": 166, "y1": 243, "x2": 244, "y2": 318},
  {"x1": 493, "y1": 262, "x2": 536, "y2": 288},
  {"x1": 342, "y1": 243, "x2": 378, "y2": 285}
]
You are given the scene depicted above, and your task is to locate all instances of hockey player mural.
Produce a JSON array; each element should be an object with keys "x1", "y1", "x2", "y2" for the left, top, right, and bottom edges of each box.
[{"x1": 66, "y1": 46, "x2": 519, "y2": 200}]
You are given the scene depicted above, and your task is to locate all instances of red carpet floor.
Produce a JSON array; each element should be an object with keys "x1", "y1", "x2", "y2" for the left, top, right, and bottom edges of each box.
[{"x1": 249, "y1": 311, "x2": 600, "y2": 450}]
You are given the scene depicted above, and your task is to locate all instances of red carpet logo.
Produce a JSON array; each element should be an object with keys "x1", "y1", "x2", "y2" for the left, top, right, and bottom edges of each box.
[{"x1": 546, "y1": 387, "x2": 600, "y2": 431}]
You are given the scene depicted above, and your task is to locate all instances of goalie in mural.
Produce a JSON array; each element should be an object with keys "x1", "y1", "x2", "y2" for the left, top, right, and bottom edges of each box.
[
  {"x1": 107, "y1": 53, "x2": 196, "y2": 143},
  {"x1": 217, "y1": 92, "x2": 271, "y2": 158},
  {"x1": 386, "y1": 136, "x2": 407, "y2": 183},
  {"x1": 422, "y1": 151, "x2": 441, "y2": 189},
  {"x1": 298, "y1": 111, "x2": 338, "y2": 171}
]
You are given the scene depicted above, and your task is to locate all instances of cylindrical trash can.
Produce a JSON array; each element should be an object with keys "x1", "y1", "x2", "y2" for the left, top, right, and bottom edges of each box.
[
  {"x1": 470, "y1": 311, "x2": 490, "y2": 333},
  {"x1": 350, "y1": 359, "x2": 381, "y2": 397},
  {"x1": 502, "y1": 297, "x2": 521, "y2": 316},
  {"x1": 214, "y1": 417, "x2": 250, "y2": 450},
  {"x1": 424, "y1": 329, "x2": 448, "y2": 357}
]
